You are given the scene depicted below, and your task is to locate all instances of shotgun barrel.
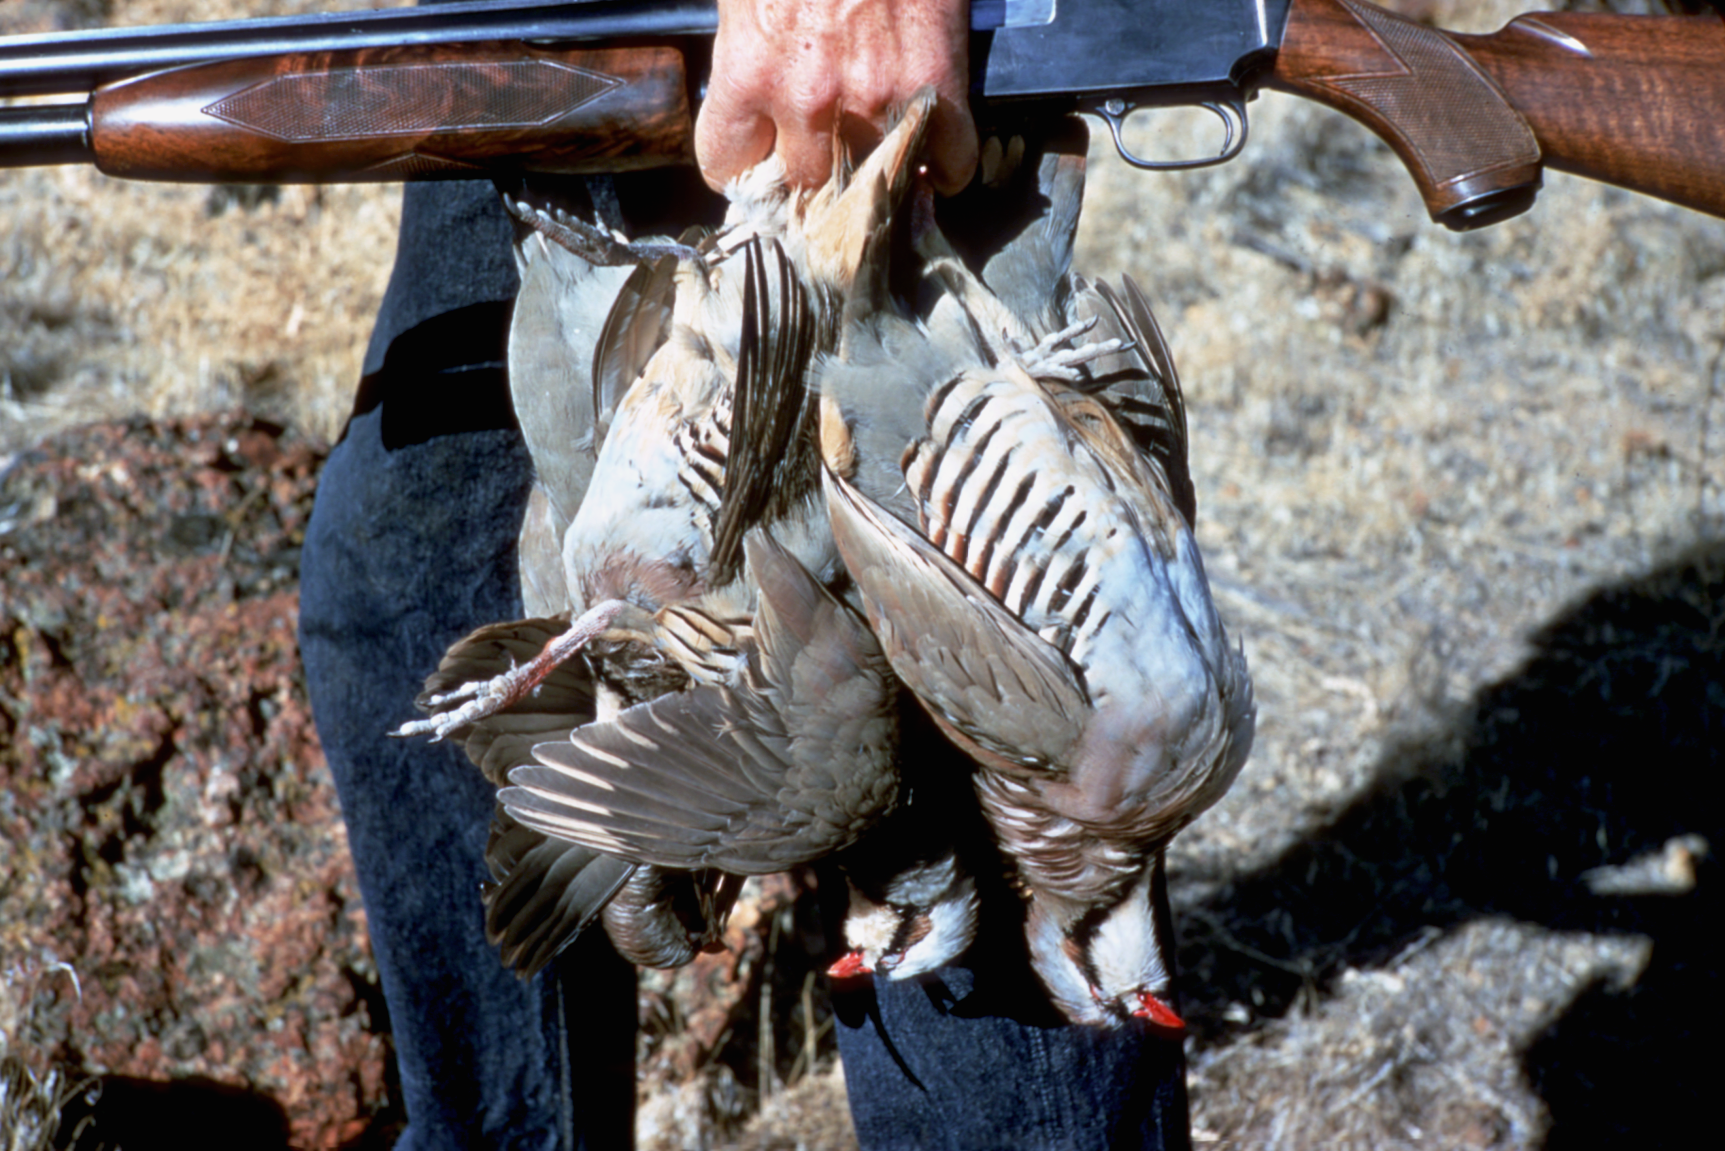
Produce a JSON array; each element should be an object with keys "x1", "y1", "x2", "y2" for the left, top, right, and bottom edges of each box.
[{"x1": 0, "y1": 0, "x2": 719, "y2": 98}]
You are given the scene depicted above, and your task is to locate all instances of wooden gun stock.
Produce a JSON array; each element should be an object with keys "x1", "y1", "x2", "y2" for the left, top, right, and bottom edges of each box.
[
  {"x1": 1456, "y1": 13, "x2": 1725, "y2": 221},
  {"x1": 87, "y1": 41, "x2": 695, "y2": 182},
  {"x1": 1268, "y1": 0, "x2": 1725, "y2": 229}
]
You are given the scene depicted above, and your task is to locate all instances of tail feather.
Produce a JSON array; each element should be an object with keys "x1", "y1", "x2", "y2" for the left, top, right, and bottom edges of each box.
[{"x1": 481, "y1": 810, "x2": 636, "y2": 976}]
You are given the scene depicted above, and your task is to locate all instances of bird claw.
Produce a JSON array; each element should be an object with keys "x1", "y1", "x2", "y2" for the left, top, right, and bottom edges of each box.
[
  {"x1": 422, "y1": 680, "x2": 485, "y2": 708},
  {"x1": 393, "y1": 602, "x2": 630, "y2": 744},
  {"x1": 390, "y1": 665, "x2": 533, "y2": 743},
  {"x1": 1029, "y1": 316, "x2": 1099, "y2": 353},
  {"x1": 389, "y1": 714, "x2": 449, "y2": 742}
]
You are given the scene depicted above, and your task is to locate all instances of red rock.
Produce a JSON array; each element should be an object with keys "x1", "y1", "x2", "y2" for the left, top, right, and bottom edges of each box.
[{"x1": 0, "y1": 414, "x2": 388, "y2": 1149}]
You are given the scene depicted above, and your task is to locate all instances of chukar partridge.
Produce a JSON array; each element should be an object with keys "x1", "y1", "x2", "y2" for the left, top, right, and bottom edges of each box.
[{"x1": 819, "y1": 120, "x2": 1254, "y2": 1027}]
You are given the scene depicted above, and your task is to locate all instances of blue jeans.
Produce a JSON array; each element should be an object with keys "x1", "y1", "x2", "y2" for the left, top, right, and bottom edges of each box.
[{"x1": 299, "y1": 181, "x2": 1190, "y2": 1150}]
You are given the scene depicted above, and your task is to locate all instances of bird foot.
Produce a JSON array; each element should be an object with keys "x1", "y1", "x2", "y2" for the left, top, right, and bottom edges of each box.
[
  {"x1": 392, "y1": 599, "x2": 636, "y2": 743},
  {"x1": 503, "y1": 193, "x2": 700, "y2": 266},
  {"x1": 1014, "y1": 317, "x2": 1129, "y2": 382},
  {"x1": 392, "y1": 665, "x2": 537, "y2": 742}
]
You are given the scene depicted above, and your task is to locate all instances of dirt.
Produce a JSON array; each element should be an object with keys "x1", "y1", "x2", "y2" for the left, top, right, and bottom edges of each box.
[{"x1": 2, "y1": 0, "x2": 1719, "y2": 1148}]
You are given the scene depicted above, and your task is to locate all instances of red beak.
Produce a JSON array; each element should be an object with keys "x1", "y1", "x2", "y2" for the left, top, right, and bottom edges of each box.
[
  {"x1": 826, "y1": 951, "x2": 872, "y2": 979},
  {"x1": 1132, "y1": 992, "x2": 1186, "y2": 1033}
]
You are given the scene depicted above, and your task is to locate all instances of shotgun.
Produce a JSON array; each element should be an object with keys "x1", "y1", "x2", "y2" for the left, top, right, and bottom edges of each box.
[{"x1": 2, "y1": 0, "x2": 1721, "y2": 231}]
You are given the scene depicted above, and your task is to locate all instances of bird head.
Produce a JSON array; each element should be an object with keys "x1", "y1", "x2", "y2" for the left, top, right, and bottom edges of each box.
[
  {"x1": 834, "y1": 852, "x2": 980, "y2": 980},
  {"x1": 1024, "y1": 864, "x2": 1184, "y2": 1031},
  {"x1": 798, "y1": 87, "x2": 936, "y2": 296},
  {"x1": 841, "y1": 893, "x2": 980, "y2": 982},
  {"x1": 714, "y1": 86, "x2": 934, "y2": 299}
]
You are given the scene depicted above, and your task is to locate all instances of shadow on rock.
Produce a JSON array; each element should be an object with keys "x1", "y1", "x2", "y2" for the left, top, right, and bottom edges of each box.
[{"x1": 1182, "y1": 538, "x2": 1722, "y2": 1144}]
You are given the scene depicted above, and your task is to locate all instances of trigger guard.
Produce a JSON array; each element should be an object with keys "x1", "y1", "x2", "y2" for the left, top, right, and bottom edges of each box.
[{"x1": 1097, "y1": 98, "x2": 1249, "y2": 171}]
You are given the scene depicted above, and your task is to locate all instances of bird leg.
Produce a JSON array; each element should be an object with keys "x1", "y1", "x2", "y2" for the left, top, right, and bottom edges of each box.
[{"x1": 393, "y1": 598, "x2": 642, "y2": 741}]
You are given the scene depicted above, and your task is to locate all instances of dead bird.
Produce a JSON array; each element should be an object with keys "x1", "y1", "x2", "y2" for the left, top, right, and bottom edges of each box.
[
  {"x1": 406, "y1": 234, "x2": 897, "y2": 970},
  {"x1": 822, "y1": 328, "x2": 1254, "y2": 1028},
  {"x1": 398, "y1": 91, "x2": 944, "y2": 744},
  {"x1": 500, "y1": 528, "x2": 898, "y2": 897},
  {"x1": 818, "y1": 124, "x2": 1254, "y2": 1027},
  {"x1": 825, "y1": 715, "x2": 983, "y2": 982}
]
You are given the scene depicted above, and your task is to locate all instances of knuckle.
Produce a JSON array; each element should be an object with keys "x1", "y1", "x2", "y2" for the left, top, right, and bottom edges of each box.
[{"x1": 782, "y1": 71, "x2": 840, "y2": 128}]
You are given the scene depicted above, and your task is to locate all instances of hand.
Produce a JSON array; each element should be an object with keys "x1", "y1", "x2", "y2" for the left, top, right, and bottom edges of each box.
[{"x1": 695, "y1": 0, "x2": 978, "y2": 195}]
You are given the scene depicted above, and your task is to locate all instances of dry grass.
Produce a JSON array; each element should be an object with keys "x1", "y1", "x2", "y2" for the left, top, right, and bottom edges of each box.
[
  {"x1": 1, "y1": 1, "x2": 405, "y2": 453},
  {"x1": 0, "y1": 960, "x2": 100, "y2": 1151},
  {"x1": 4, "y1": 1, "x2": 1719, "y2": 1148}
]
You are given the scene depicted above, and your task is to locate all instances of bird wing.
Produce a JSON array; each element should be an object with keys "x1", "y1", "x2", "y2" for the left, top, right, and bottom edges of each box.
[
  {"x1": 506, "y1": 203, "x2": 639, "y2": 529},
  {"x1": 823, "y1": 464, "x2": 1088, "y2": 777},
  {"x1": 517, "y1": 482, "x2": 572, "y2": 618},
  {"x1": 706, "y1": 238, "x2": 821, "y2": 588},
  {"x1": 503, "y1": 532, "x2": 896, "y2": 874},
  {"x1": 591, "y1": 253, "x2": 679, "y2": 446},
  {"x1": 1064, "y1": 276, "x2": 1196, "y2": 527},
  {"x1": 742, "y1": 529, "x2": 900, "y2": 831}
]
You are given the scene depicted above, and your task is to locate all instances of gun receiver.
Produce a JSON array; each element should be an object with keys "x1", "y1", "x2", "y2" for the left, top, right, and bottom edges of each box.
[{"x1": 2, "y1": 0, "x2": 1722, "y2": 230}]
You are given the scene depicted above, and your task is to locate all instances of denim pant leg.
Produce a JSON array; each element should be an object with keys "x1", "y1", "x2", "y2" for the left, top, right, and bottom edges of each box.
[
  {"x1": 297, "y1": 176, "x2": 634, "y2": 1149},
  {"x1": 300, "y1": 404, "x2": 635, "y2": 1151},
  {"x1": 834, "y1": 967, "x2": 1191, "y2": 1151},
  {"x1": 829, "y1": 715, "x2": 1192, "y2": 1149}
]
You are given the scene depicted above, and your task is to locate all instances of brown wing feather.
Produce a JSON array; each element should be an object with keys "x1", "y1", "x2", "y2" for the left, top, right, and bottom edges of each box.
[
  {"x1": 707, "y1": 239, "x2": 821, "y2": 586},
  {"x1": 1068, "y1": 276, "x2": 1195, "y2": 527},
  {"x1": 501, "y1": 532, "x2": 896, "y2": 873},
  {"x1": 481, "y1": 810, "x2": 635, "y2": 976},
  {"x1": 592, "y1": 254, "x2": 678, "y2": 444}
]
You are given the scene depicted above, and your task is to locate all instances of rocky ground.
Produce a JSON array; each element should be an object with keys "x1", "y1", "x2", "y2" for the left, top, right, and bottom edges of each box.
[
  {"x1": 1, "y1": 415, "x2": 385, "y2": 1150},
  {"x1": 3, "y1": 1, "x2": 1720, "y2": 1148}
]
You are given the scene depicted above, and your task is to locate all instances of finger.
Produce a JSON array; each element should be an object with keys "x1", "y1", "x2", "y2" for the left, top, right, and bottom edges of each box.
[
  {"x1": 923, "y1": 91, "x2": 980, "y2": 196},
  {"x1": 695, "y1": 81, "x2": 777, "y2": 192},
  {"x1": 769, "y1": 65, "x2": 844, "y2": 189},
  {"x1": 775, "y1": 116, "x2": 841, "y2": 191}
]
